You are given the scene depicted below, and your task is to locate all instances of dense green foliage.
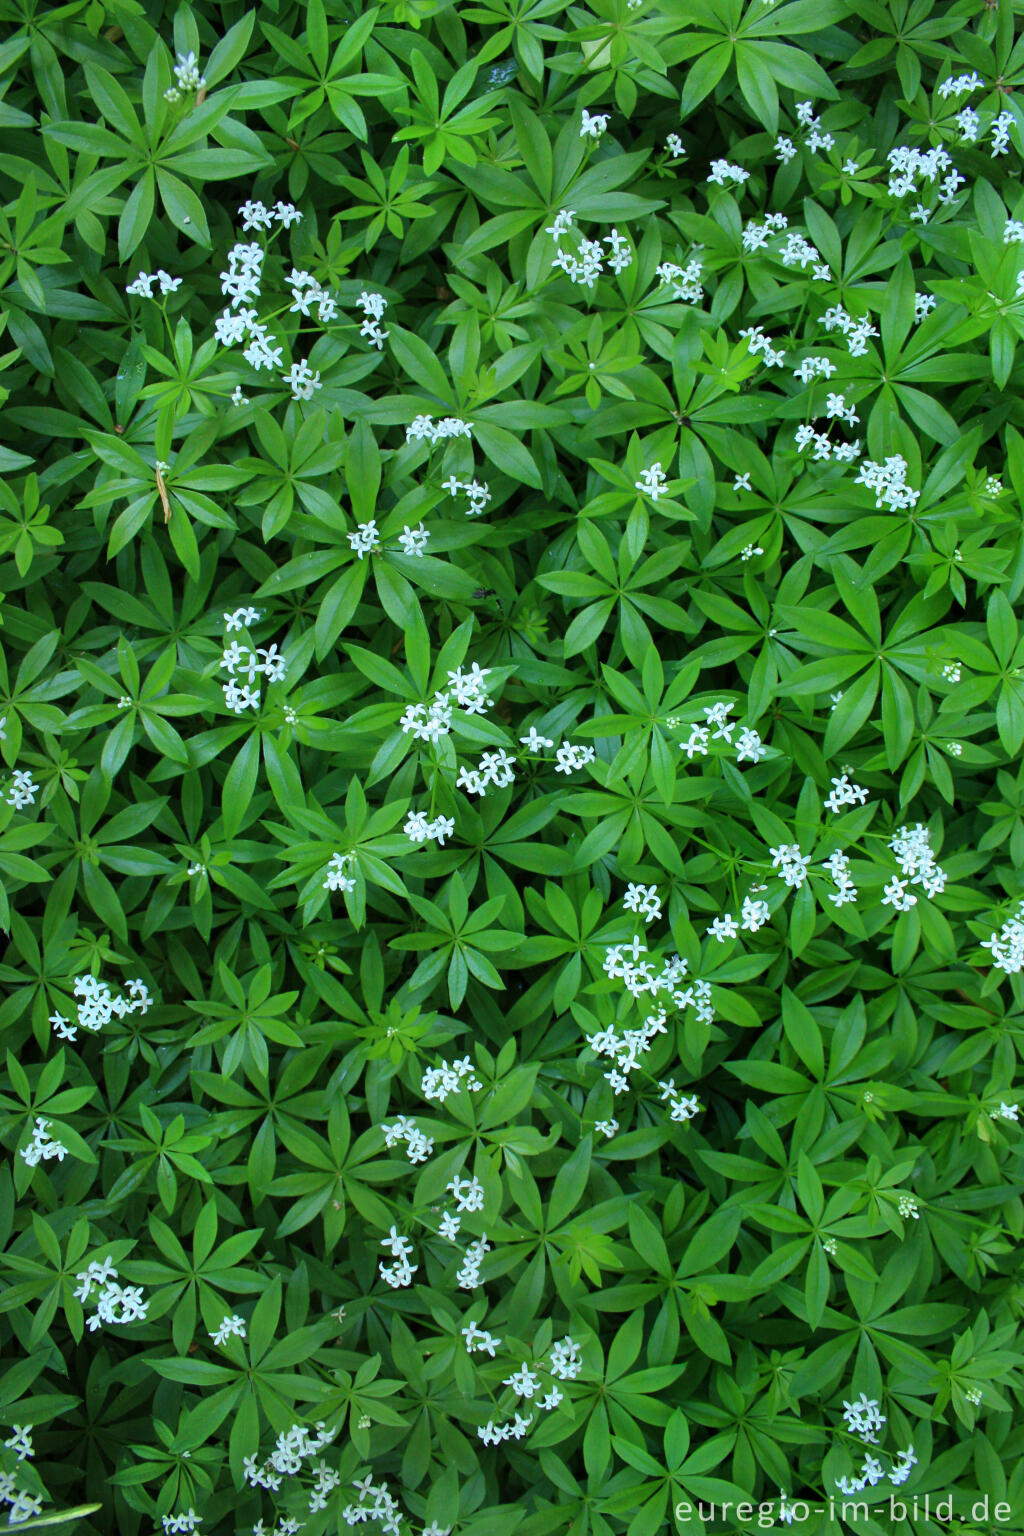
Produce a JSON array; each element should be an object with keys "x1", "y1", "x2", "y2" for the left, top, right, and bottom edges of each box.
[{"x1": 2, "y1": 0, "x2": 1024, "y2": 1532}]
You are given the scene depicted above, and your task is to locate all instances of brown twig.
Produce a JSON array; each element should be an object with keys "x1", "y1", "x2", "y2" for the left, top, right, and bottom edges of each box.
[{"x1": 155, "y1": 464, "x2": 171, "y2": 524}]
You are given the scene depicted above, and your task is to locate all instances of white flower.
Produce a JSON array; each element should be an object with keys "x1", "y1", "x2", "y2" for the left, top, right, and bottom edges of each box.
[
  {"x1": 6, "y1": 769, "x2": 38, "y2": 810},
  {"x1": 623, "y1": 882, "x2": 662, "y2": 924},
  {"x1": 824, "y1": 774, "x2": 869, "y2": 813},
  {"x1": 889, "y1": 1446, "x2": 918, "y2": 1486},
  {"x1": 173, "y1": 50, "x2": 205, "y2": 92},
  {"x1": 348, "y1": 520, "x2": 381, "y2": 559},
  {"x1": 656, "y1": 257, "x2": 704, "y2": 303},
  {"x1": 520, "y1": 727, "x2": 554, "y2": 751},
  {"x1": 769, "y1": 844, "x2": 811, "y2": 889},
  {"x1": 209, "y1": 1313, "x2": 247, "y2": 1345},
  {"x1": 549, "y1": 1337, "x2": 583, "y2": 1379},
  {"x1": 3, "y1": 1426, "x2": 32, "y2": 1462},
  {"x1": 447, "y1": 1174, "x2": 485, "y2": 1213},
  {"x1": 397, "y1": 523, "x2": 430, "y2": 556},
  {"x1": 735, "y1": 726, "x2": 765, "y2": 762},
  {"x1": 881, "y1": 876, "x2": 916, "y2": 911},
  {"x1": 323, "y1": 852, "x2": 356, "y2": 893},
  {"x1": 504, "y1": 1363, "x2": 541, "y2": 1398},
  {"x1": 708, "y1": 158, "x2": 750, "y2": 187},
  {"x1": 239, "y1": 199, "x2": 273, "y2": 231},
  {"x1": 666, "y1": 133, "x2": 685, "y2": 158},
  {"x1": 634, "y1": 463, "x2": 669, "y2": 500},
  {"x1": 842, "y1": 1393, "x2": 886, "y2": 1444},
  {"x1": 283, "y1": 358, "x2": 322, "y2": 401},
  {"x1": 554, "y1": 742, "x2": 595, "y2": 774},
  {"x1": 580, "y1": 109, "x2": 609, "y2": 138},
  {"x1": 19, "y1": 1115, "x2": 68, "y2": 1167}
]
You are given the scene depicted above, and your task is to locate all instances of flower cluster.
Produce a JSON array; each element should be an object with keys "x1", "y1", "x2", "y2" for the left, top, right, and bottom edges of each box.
[
  {"x1": 456, "y1": 1234, "x2": 491, "y2": 1290},
  {"x1": 162, "y1": 1511, "x2": 202, "y2": 1533},
  {"x1": 455, "y1": 748, "x2": 516, "y2": 796},
  {"x1": 634, "y1": 463, "x2": 669, "y2": 500},
  {"x1": 463, "y1": 1320, "x2": 502, "y2": 1355},
  {"x1": 283, "y1": 358, "x2": 322, "y2": 402},
  {"x1": 546, "y1": 209, "x2": 633, "y2": 287},
  {"x1": 382, "y1": 1116, "x2": 435, "y2": 1164},
  {"x1": 405, "y1": 414, "x2": 473, "y2": 445},
  {"x1": 5, "y1": 768, "x2": 38, "y2": 810},
  {"x1": 836, "y1": 1394, "x2": 917, "y2": 1494},
  {"x1": 338, "y1": 1475, "x2": 442, "y2": 1535},
  {"x1": 220, "y1": 609, "x2": 287, "y2": 714},
  {"x1": 241, "y1": 1423, "x2": 338, "y2": 1499},
  {"x1": 853, "y1": 453, "x2": 919, "y2": 511},
  {"x1": 442, "y1": 472, "x2": 492, "y2": 516},
  {"x1": 75, "y1": 1257, "x2": 149, "y2": 1330},
  {"x1": 164, "y1": 50, "x2": 205, "y2": 101},
  {"x1": 126, "y1": 269, "x2": 183, "y2": 298},
  {"x1": 658, "y1": 1078, "x2": 702, "y2": 1121},
  {"x1": 842, "y1": 1392, "x2": 885, "y2": 1444},
  {"x1": 708, "y1": 158, "x2": 750, "y2": 187},
  {"x1": 379, "y1": 1226, "x2": 418, "y2": 1288},
  {"x1": 982, "y1": 895, "x2": 1024, "y2": 974},
  {"x1": 623, "y1": 882, "x2": 662, "y2": 924},
  {"x1": 240, "y1": 199, "x2": 302, "y2": 231},
  {"x1": 403, "y1": 810, "x2": 456, "y2": 846},
  {"x1": 49, "y1": 973, "x2": 152, "y2": 1042},
  {"x1": 19, "y1": 1116, "x2": 68, "y2": 1168},
  {"x1": 741, "y1": 211, "x2": 789, "y2": 253},
  {"x1": 822, "y1": 849, "x2": 859, "y2": 907},
  {"x1": 656, "y1": 256, "x2": 704, "y2": 303},
  {"x1": 794, "y1": 420, "x2": 862, "y2": 464},
  {"x1": 822, "y1": 304, "x2": 880, "y2": 357},
  {"x1": 937, "y1": 71, "x2": 984, "y2": 97},
  {"x1": 887, "y1": 823, "x2": 947, "y2": 902},
  {"x1": 322, "y1": 852, "x2": 356, "y2": 894},
  {"x1": 776, "y1": 99, "x2": 835, "y2": 162},
  {"x1": 770, "y1": 844, "x2": 812, "y2": 890},
  {"x1": 679, "y1": 701, "x2": 765, "y2": 764},
  {"x1": 288, "y1": 269, "x2": 337, "y2": 322},
  {"x1": 348, "y1": 520, "x2": 381, "y2": 559},
  {"x1": 421, "y1": 1055, "x2": 482, "y2": 1103},
  {"x1": 356, "y1": 289, "x2": 389, "y2": 349},
  {"x1": 209, "y1": 1314, "x2": 247, "y2": 1346},
  {"x1": 475, "y1": 1337, "x2": 581, "y2": 1443},
  {"x1": 824, "y1": 774, "x2": 869, "y2": 813},
  {"x1": 554, "y1": 741, "x2": 596, "y2": 773},
  {"x1": 595, "y1": 938, "x2": 714, "y2": 1113},
  {"x1": 779, "y1": 230, "x2": 828, "y2": 278},
  {"x1": 740, "y1": 325, "x2": 786, "y2": 368}
]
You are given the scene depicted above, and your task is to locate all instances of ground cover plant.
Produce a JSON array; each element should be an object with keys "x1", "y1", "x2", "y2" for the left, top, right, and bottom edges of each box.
[{"x1": 3, "y1": 0, "x2": 1024, "y2": 1531}]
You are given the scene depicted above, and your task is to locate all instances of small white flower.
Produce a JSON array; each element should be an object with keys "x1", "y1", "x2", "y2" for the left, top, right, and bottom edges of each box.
[
  {"x1": 283, "y1": 358, "x2": 322, "y2": 401},
  {"x1": 209, "y1": 1313, "x2": 247, "y2": 1346},
  {"x1": 397, "y1": 523, "x2": 430, "y2": 556},
  {"x1": 348, "y1": 520, "x2": 381, "y2": 559},
  {"x1": 634, "y1": 462, "x2": 669, "y2": 500}
]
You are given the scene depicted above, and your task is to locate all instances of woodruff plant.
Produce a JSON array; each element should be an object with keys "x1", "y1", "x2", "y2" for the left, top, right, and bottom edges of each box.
[{"x1": 1, "y1": 0, "x2": 1024, "y2": 1533}]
